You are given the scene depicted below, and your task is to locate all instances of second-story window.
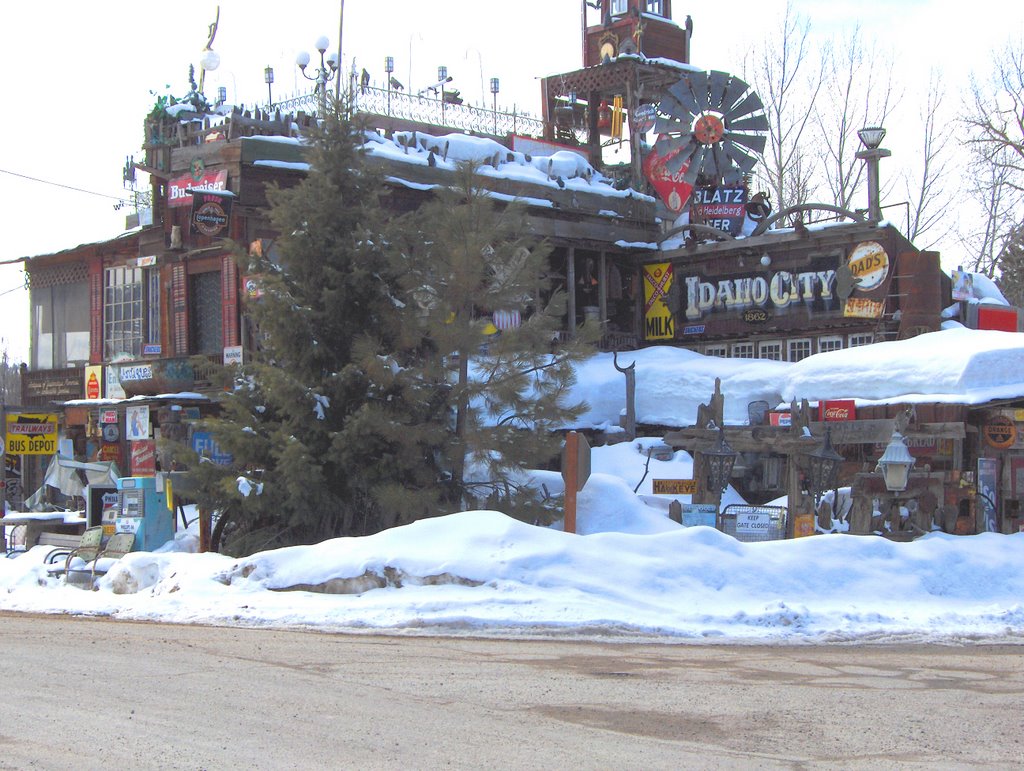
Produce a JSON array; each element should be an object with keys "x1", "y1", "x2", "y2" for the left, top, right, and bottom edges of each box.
[
  {"x1": 645, "y1": 0, "x2": 666, "y2": 16},
  {"x1": 104, "y1": 266, "x2": 144, "y2": 360},
  {"x1": 610, "y1": 0, "x2": 628, "y2": 15}
]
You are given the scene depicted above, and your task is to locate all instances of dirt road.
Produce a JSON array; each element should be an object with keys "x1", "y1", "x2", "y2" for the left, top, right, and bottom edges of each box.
[{"x1": 1, "y1": 614, "x2": 1020, "y2": 769}]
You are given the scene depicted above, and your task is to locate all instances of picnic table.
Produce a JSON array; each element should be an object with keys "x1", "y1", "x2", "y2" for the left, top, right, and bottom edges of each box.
[{"x1": 1, "y1": 511, "x2": 87, "y2": 555}]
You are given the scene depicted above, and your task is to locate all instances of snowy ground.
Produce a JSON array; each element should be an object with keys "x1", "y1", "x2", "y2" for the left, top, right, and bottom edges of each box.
[{"x1": 2, "y1": 437, "x2": 1022, "y2": 645}]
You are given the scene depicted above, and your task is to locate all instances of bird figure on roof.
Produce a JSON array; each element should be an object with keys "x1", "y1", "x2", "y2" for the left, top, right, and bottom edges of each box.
[
  {"x1": 360, "y1": 68, "x2": 370, "y2": 92},
  {"x1": 389, "y1": 76, "x2": 404, "y2": 91}
]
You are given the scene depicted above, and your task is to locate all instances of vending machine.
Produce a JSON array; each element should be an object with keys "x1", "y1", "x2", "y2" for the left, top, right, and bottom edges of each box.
[{"x1": 115, "y1": 476, "x2": 176, "y2": 551}]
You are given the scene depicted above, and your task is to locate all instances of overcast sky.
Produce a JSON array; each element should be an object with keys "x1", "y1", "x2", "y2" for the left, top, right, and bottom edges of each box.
[{"x1": 2, "y1": 0, "x2": 1022, "y2": 364}]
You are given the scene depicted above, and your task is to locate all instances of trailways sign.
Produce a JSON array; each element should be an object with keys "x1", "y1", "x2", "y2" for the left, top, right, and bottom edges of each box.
[{"x1": 5, "y1": 413, "x2": 58, "y2": 455}]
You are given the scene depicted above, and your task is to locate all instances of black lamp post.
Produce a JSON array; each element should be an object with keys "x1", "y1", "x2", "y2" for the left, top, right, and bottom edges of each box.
[
  {"x1": 807, "y1": 427, "x2": 844, "y2": 502},
  {"x1": 264, "y1": 65, "x2": 275, "y2": 108},
  {"x1": 296, "y1": 36, "x2": 339, "y2": 114},
  {"x1": 704, "y1": 428, "x2": 739, "y2": 498},
  {"x1": 385, "y1": 56, "x2": 394, "y2": 113},
  {"x1": 490, "y1": 77, "x2": 500, "y2": 134}
]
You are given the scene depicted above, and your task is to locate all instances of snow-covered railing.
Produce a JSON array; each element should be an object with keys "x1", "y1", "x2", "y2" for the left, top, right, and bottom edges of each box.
[{"x1": 273, "y1": 86, "x2": 545, "y2": 138}]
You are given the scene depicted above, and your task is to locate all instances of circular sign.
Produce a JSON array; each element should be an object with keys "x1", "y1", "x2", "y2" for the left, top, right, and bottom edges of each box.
[
  {"x1": 983, "y1": 415, "x2": 1017, "y2": 449},
  {"x1": 193, "y1": 199, "x2": 229, "y2": 236},
  {"x1": 632, "y1": 104, "x2": 657, "y2": 134},
  {"x1": 847, "y1": 241, "x2": 889, "y2": 291},
  {"x1": 102, "y1": 424, "x2": 121, "y2": 443},
  {"x1": 0, "y1": 437, "x2": 5, "y2": 456}
]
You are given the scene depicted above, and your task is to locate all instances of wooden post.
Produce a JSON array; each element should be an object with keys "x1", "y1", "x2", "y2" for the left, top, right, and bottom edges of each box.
[
  {"x1": 563, "y1": 431, "x2": 579, "y2": 534},
  {"x1": 198, "y1": 505, "x2": 212, "y2": 553},
  {"x1": 566, "y1": 246, "x2": 577, "y2": 337}
]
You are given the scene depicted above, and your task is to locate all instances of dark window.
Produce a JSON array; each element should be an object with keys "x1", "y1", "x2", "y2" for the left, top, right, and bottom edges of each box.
[{"x1": 189, "y1": 271, "x2": 223, "y2": 355}]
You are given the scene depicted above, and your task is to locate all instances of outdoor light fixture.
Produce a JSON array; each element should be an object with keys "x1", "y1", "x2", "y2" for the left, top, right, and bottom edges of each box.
[
  {"x1": 490, "y1": 77, "x2": 500, "y2": 133},
  {"x1": 296, "y1": 35, "x2": 340, "y2": 112},
  {"x1": 217, "y1": 86, "x2": 227, "y2": 106},
  {"x1": 199, "y1": 47, "x2": 221, "y2": 74},
  {"x1": 438, "y1": 65, "x2": 448, "y2": 83},
  {"x1": 807, "y1": 427, "x2": 844, "y2": 501},
  {"x1": 385, "y1": 56, "x2": 394, "y2": 75},
  {"x1": 264, "y1": 65, "x2": 275, "y2": 107},
  {"x1": 855, "y1": 125, "x2": 891, "y2": 222},
  {"x1": 704, "y1": 428, "x2": 739, "y2": 494},
  {"x1": 876, "y1": 429, "x2": 915, "y2": 492},
  {"x1": 857, "y1": 126, "x2": 887, "y2": 150}
]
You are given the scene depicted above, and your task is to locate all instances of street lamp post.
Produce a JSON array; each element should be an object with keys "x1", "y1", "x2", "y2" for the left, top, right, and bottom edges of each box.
[
  {"x1": 856, "y1": 126, "x2": 891, "y2": 222},
  {"x1": 438, "y1": 65, "x2": 448, "y2": 125},
  {"x1": 490, "y1": 77, "x2": 500, "y2": 135},
  {"x1": 296, "y1": 36, "x2": 339, "y2": 114},
  {"x1": 807, "y1": 427, "x2": 844, "y2": 506},
  {"x1": 265, "y1": 66, "x2": 275, "y2": 109},
  {"x1": 385, "y1": 56, "x2": 394, "y2": 114}
]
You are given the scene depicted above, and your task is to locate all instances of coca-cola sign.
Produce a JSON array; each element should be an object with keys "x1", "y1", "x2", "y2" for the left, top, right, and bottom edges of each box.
[
  {"x1": 818, "y1": 399, "x2": 856, "y2": 422},
  {"x1": 643, "y1": 137, "x2": 694, "y2": 213}
]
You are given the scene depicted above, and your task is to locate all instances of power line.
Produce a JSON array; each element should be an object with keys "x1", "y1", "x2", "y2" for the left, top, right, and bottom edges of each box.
[
  {"x1": 0, "y1": 284, "x2": 27, "y2": 298},
  {"x1": 0, "y1": 167, "x2": 130, "y2": 204}
]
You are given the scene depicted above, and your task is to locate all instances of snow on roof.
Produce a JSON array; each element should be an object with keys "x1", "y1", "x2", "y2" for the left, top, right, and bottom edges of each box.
[
  {"x1": 569, "y1": 327, "x2": 1024, "y2": 430},
  {"x1": 362, "y1": 130, "x2": 652, "y2": 202},
  {"x1": 780, "y1": 327, "x2": 1024, "y2": 407}
]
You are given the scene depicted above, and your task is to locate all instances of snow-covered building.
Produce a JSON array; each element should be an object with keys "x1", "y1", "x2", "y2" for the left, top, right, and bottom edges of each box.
[{"x1": 16, "y1": 2, "x2": 1024, "y2": 534}]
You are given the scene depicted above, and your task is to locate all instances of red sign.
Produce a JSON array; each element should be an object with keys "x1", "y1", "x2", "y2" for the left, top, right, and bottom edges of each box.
[
  {"x1": 168, "y1": 169, "x2": 228, "y2": 208},
  {"x1": 769, "y1": 411, "x2": 792, "y2": 427},
  {"x1": 86, "y1": 371, "x2": 100, "y2": 400},
  {"x1": 976, "y1": 306, "x2": 1019, "y2": 332},
  {"x1": 130, "y1": 439, "x2": 157, "y2": 476},
  {"x1": 643, "y1": 137, "x2": 693, "y2": 213},
  {"x1": 97, "y1": 443, "x2": 122, "y2": 464},
  {"x1": 819, "y1": 399, "x2": 856, "y2": 422}
]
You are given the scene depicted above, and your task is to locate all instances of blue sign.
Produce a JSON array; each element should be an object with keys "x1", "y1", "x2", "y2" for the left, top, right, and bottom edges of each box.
[
  {"x1": 682, "y1": 324, "x2": 706, "y2": 335},
  {"x1": 191, "y1": 431, "x2": 233, "y2": 466}
]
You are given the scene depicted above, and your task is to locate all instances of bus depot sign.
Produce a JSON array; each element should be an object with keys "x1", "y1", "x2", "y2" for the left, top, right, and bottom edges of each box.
[{"x1": 6, "y1": 414, "x2": 58, "y2": 455}]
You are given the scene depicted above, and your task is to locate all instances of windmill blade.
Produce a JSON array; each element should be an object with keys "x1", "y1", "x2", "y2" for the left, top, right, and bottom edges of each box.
[
  {"x1": 726, "y1": 91, "x2": 765, "y2": 121},
  {"x1": 658, "y1": 93, "x2": 695, "y2": 124},
  {"x1": 667, "y1": 80, "x2": 702, "y2": 118},
  {"x1": 727, "y1": 131, "x2": 768, "y2": 155},
  {"x1": 664, "y1": 141, "x2": 699, "y2": 174},
  {"x1": 722, "y1": 141, "x2": 759, "y2": 173},
  {"x1": 682, "y1": 148, "x2": 707, "y2": 186},
  {"x1": 718, "y1": 76, "x2": 751, "y2": 116},
  {"x1": 709, "y1": 143, "x2": 729, "y2": 179},
  {"x1": 722, "y1": 166, "x2": 745, "y2": 185},
  {"x1": 652, "y1": 114, "x2": 688, "y2": 134},
  {"x1": 706, "y1": 70, "x2": 730, "y2": 111},
  {"x1": 655, "y1": 133, "x2": 697, "y2": 157},
  {"x1": 728, "y1": 114, "x2": 770, "y2": 133},
  {"x1": 684, "y1": 71, "x2": 712, "y2": 113}
]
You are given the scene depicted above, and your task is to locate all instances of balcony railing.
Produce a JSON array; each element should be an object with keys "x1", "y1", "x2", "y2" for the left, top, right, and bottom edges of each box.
[{"x1": 273, "y1": 85, "x2": 545, "y2": 138}]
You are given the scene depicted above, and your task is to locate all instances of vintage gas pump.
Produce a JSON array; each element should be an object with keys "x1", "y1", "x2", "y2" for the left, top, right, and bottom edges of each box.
[{"x1": 114, "y1": 476, "x2": 176, "y2": 551}]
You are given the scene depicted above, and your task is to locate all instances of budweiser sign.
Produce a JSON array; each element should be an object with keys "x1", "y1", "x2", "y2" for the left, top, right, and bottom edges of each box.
[
  {"x1": 819, "y1": 399, "x2": 856, "y2": 422},
  {"x1": 168, "y1": 169, "x2": 228, "y2": 208}
]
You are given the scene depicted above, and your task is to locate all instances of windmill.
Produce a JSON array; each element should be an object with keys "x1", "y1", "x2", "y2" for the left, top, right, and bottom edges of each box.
[{"x1": 651, "y1": 70, "x2": 769, "y2": 195}]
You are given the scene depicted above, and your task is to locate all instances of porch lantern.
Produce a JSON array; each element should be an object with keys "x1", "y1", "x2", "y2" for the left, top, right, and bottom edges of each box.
[
  {"x1": 704, "y1": 428, "x2": 739, "y2": 493},
  {"x1": 876, "y1": 429, "x2": 915, "y2": 492},
  {"x1": 807, "y1": 427, "x2": 843, "y2": 501}
]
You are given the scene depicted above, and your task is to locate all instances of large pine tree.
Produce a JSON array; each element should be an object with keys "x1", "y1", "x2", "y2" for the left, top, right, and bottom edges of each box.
[{"x1": 186, "y1": 115, "x2": 589, "y2": 553}]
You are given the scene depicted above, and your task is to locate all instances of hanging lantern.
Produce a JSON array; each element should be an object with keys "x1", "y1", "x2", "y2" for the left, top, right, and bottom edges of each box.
[
  {"x1": 704, "y1": 428, "x2": 738, "y2": 494},
  {"x1": 807, "y1": 428, "x2": 844, "y2": 501},
  {"x1": 597, "y1": 100, "x2": 612, "y2": 130}
]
